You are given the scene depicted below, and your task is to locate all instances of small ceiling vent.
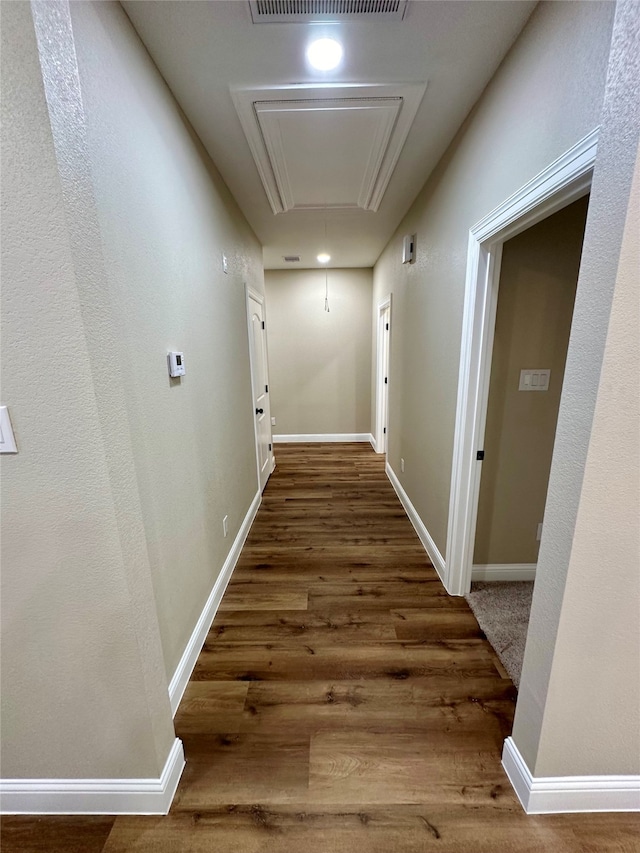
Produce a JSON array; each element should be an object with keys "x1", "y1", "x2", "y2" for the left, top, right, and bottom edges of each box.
[
  {"x1": 249, "y1": 1, "x2": 408, "y2": 23},
  {"x1": 283, "y1": 255, "x2": 301, "y2": 262}
]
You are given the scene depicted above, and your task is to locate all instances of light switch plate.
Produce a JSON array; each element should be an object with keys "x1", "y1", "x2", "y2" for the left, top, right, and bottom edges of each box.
[
  {"x1": 519, "y1": 369, "x2": 550, "y2": 391},
  {"x1": 0, "y1": 406, "x2": 18, "y2": 453}
]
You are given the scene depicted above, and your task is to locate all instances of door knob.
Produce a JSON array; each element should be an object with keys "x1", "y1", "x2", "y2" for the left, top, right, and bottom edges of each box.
[{"x1": 256, "y1": 408, "x2": 264, "y2": 414}]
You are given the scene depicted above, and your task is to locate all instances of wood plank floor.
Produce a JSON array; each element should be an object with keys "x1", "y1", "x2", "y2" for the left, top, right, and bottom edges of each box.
[{"x1": 3, "y1": 444, "x2": 638, "y2": 851}]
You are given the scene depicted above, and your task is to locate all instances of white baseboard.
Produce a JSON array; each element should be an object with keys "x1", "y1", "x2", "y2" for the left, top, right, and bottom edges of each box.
[
  {"x1": 168, "y1": 490, "x2": 261, "y2": 715},
  {"x1": 273, "y1": 433, "x2": 373, "y2": 443},
  {"x1": 369, "y1": 434, "x2": 377, "y2": 452},
  {"x1": 0, "y1": 738, "x2": 184, "y2": 815},
  {"x1": 385, "y1": 462, "x2": 446, "y2": 583},
  {"x1": 472, "y1": 563, "x2": 536, "y2": 581},
  {"x1": 502, "y1": 737, "x2": 640, "y2": 814}
]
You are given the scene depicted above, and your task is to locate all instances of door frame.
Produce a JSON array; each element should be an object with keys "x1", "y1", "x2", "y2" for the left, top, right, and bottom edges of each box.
[
  {"x1": 375, "y1": 295, "x2": 392, "y2": 454},
  {"x1": 245, "y1": 284, "x2": 275, "y2": 491},
  {"x1": 444, "y1": 129, "x2": 598, "y2": 596}
]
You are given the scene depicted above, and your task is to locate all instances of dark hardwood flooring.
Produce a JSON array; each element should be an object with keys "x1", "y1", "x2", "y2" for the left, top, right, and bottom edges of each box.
[{"x1": 3, "y1": 444, "x2": 638, "y2": 851}]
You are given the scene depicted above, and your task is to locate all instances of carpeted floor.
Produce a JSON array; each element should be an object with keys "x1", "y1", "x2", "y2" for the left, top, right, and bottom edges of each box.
[{"x1": 465, "y1": 581, "x2": 534, "y2": 688}]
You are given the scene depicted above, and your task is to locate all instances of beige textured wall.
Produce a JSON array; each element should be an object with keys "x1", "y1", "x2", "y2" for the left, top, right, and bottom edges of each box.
[
  {"x1": 372, "y1": 0, "x2": 615, "y2": 555},
  {"x1": 533, "y1": 144, "x2": 639, "y2": 776},
  {"x1": 265, "y1": 269, "x2": 373, "y2": 436},
  {"x1": 69, "y1": 1, "x2": 264, "y2": 680},
  {"x1": 514, "y1": 0, "x2": 640, "y2": 776},
  {"x1": 1, "y1": 0, "x2": 265, "y2": 781},
  {"x1": 474, "y1": 197, "x2": 588, "y2": 565},
  {"x1": 1, "y1": 0, "x2": 174, "y2": 779}
]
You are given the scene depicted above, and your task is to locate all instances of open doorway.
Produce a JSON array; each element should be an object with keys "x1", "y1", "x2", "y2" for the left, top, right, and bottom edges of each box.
[
  {"x1": 375, "y1": 296, "x2": 391, "y2": 454},
  {"x1": 445, "y1": 130, "x2": 597, "y2": 599},
  {"x1": 466, "y1": 195, "x2": 589, "y2": 686}
]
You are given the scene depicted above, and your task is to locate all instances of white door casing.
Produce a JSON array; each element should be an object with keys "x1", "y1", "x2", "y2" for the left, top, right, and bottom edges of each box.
[
  {"x1": 375, "y1": 297, "x2": 392, "y2": 453},
  {"x1": 444, "y1": 129, "x2": 598, "y2": 596},
  {"x1": 246, "y1": 286, "x2": 274, "y2": 492}
]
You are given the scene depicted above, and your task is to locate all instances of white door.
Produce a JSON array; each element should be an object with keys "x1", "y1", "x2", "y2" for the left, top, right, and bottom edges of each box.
[
  {"x1": 376, "y1": 299, "x2": 391, "y2": 453},
  {"x1": 247, "y1": 289, "x2": 274, "y2": 492}
]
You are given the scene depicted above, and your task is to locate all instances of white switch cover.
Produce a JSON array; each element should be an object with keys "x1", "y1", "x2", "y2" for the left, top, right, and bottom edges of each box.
[
  {"x1": 271, "y1": 417, "x2": 276, "y2": 426},
  {"x1": 0, "y1": 406, "x2": 18, "y2": 453},
  {"x1": 519, "y1": 369, "x2": 550, "y2": 391}
]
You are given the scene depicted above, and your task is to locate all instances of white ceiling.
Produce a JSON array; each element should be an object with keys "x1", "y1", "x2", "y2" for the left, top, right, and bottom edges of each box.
[{"x1": 123, "y1": 0, "x2": 536, "y2": 269}]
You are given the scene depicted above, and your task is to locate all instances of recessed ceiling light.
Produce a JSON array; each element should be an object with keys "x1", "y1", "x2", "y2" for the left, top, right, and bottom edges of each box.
[
  {"x1": 317, "y1": 253, "x2": 331, "y2": 263},
  {"x1": 306, "y1": 38, "x2": 343, "y2": 72}
]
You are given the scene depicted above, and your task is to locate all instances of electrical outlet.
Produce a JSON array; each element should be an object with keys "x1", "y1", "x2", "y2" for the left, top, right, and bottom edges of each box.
[
  {"x1": 401, "y1": 458, "x2": 405, "y2": 473},
  {"x1": 271, "y1": 416, "x2": 276, "y2": 426},
  {"x1": 223, "y1": 515, "x2": 229, "y2": 537},
  {"x1": 222, "y1": 254, "x2": 228, "y2": 274},
  {"x1": 536, "y1": 522, "x2": 543, "y2": 541}
]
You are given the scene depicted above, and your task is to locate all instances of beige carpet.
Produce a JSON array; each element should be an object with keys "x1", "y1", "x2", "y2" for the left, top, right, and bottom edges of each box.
[{"x1": 465, "y1": 581, "x2": 534, "y2": 688}]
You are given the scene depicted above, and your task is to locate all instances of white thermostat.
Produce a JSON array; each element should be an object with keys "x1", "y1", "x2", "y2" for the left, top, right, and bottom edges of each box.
[{"x1": 167, "y1": 351, "x2": 185, "y2": 377}]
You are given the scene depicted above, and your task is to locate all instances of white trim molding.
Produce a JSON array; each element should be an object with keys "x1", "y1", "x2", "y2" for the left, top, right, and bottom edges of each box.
[
  {"x1": 502, "y1": 737, "x2": 640, "y2": 814},
  {"x1": 385, "y1": 462, "x2": 446, "y2": 583},
  {"x1": 445, "y1": 128, "x2": 599, "y2": 596},
  {"x1": 0, "y1": 738, "x2": 185, "y2": 815},
  {"x1": 472, "y1": 129, "x2": 598, "y2": 244},
  {"x1": 369, "y1": 434, "x2": 377, "y2": 452},
  {"x1": 472, "y1": 563, "x2": 536, "y2": 582},
  {"x1": 168, "y1": 491, "x2": 261, "y2": 715},
  {"x1": 273, "y1": 433, "x2": 373, "y2": 444}
]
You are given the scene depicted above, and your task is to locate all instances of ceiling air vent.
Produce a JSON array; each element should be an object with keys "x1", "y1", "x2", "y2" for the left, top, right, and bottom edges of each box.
[
  {"x1": 283, "y1": 255, "x2": 301, "y2": 262},
  {"x1": 249, "y1": 1, "x2": 408, "y2": 23}
]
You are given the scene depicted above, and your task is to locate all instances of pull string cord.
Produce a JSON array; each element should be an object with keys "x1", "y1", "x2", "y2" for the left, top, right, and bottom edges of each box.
[{"x1": 324, "y1": 212, "x2": 330, "y2": 312}]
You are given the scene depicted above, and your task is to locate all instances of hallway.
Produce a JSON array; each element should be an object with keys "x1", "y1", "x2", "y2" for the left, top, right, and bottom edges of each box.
[{"x1": 4, "y1": 444, "x2": 637, "y2": 851}]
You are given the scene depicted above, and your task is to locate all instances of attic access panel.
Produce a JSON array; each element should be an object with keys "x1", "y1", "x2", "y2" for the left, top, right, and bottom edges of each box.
[
  {"x1": 232, "y1": 83, "x2": 426, "y2": 214},
  {"x1": 255, "y1": 97, "x2": 401, "y2": 211},
  {"x1": 249, "y1": 1, "x2": 409, "y2": 23}
]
